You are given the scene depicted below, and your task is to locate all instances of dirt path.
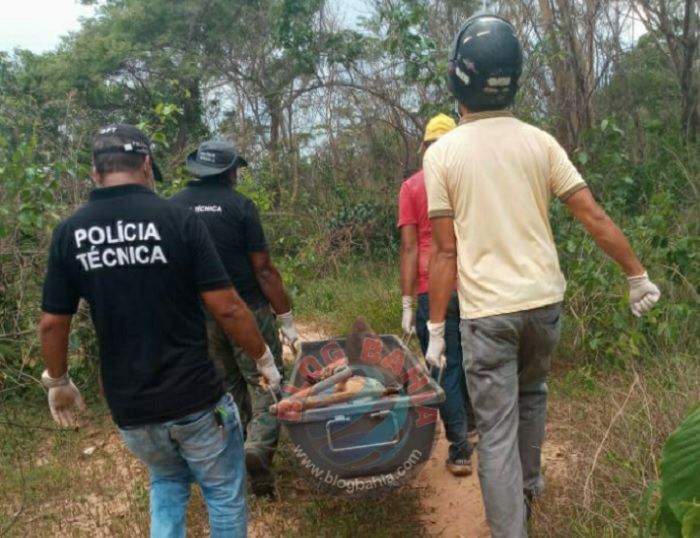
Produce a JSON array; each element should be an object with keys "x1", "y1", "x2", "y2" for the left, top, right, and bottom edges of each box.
[
  {"x1": 414, "y1": 434, "x2": 490, "y2": 538},
  {"x1": 417, "y1": 424, "x2": 577, "y2": 538},
  {"x1": 281, "y1": 322, "x2": 329, "y2": 364}
]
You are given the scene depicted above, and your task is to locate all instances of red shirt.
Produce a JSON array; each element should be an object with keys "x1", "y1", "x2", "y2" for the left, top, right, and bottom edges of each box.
[{"x1": 398, "y1": 171, "x2": 432, "y2": 295}]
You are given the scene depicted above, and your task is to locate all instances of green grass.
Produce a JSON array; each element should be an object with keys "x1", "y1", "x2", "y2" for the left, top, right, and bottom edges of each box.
[
  {"x1": 531, "y1": 354, "x2": 700, "y2": 537},
  {"x1": 294, "y1": 260, "x2": 402, "y2": 336}
]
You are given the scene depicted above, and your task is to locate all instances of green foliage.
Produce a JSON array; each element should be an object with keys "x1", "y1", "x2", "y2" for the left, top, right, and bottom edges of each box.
[
  {"x1": 277, "y1": 0, "x2": 324, "y2": 74},
  {"x1": 0, "y1": 131, "x2": 59, "y2": 237},
  {"x1": 0, "y1": 125, "x2": 81, "y2": 392},
  {"x1": 576, "y1": 117, "x2": 641, "y2": 210},
  {"x1": 554, "y1": 118, "x2": 700, "y2": 367},
  {"x1": 326, "y1": 199, "x2": 398, "y2": 257},
  {"x1": 295, "y1": 261, "x2": 400, "y2": 337},
  {"x1": 600, "y1": 33, "x2": 681, "y2": 136},
  {"x1": 657, "y1": 405, "x2": 700, "y2": 537},
  {"x1": 377, "y1": 0, "x2": 439, "y2": 85}
]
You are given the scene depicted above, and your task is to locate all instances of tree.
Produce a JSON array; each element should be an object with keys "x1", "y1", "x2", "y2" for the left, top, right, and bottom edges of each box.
[{"x1": 633, "y1": 0, "x2": 700, "y2": 142}]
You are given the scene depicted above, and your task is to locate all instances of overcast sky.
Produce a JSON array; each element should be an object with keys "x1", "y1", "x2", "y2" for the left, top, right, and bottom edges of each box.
[
  {"x1": 0, "y1": 0, "x2": 647, "y2": 56},
  {"x1": 0, "y1": 0, "x2": 93, "y2": 53}
]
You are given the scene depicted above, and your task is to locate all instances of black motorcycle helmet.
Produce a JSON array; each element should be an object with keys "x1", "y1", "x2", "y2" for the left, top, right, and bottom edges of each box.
[{"x1": 447, "y1": 14, "x2": 523, "y2": 111}]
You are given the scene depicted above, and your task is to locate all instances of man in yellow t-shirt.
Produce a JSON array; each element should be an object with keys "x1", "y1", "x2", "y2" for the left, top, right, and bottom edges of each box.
[{"x1": 424, "y1": 14, "x2": 661, "y2": 538}]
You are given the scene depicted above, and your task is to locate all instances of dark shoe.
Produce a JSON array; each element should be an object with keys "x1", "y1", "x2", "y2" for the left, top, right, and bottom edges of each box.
[
  {"x1": 445, "y1": 455, "x2": 473, "y2": 477},
  {"x1": 246, "y1": 449, "x2": 275, "y2": 499}
]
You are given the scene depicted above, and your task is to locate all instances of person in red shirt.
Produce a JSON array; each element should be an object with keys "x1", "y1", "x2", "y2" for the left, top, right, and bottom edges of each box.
[{"x1": 398, "y1": 113, "x2": 476, "y2": 476}]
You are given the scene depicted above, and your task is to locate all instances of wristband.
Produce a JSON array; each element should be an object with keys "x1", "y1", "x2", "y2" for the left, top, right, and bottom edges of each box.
[
  {"x1": 427, "y1": 321, "x2": 445, "y2": 336},
  {"x1": 41, "y1": 369, "x2": 70, "y2": 389},
  {"x1": 627, "y1": 271, "x2": 649, "y2": 283},
  {"x1": 256, "y1": 345, "x2": 275, "y2": 366}
]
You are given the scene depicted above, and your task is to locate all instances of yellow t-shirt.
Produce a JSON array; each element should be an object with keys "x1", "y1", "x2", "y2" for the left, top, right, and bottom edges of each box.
[{"x1": 424, "y1": 111, "x2": 587, "y2": 320}]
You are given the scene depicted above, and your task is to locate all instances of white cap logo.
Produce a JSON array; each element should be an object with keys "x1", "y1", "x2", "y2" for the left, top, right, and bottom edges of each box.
[
  {"x1": 455, "y1": 66, "x2": 471, "y2": 86},
  {"x1": 199, "y1": 151, "x2": 217, "y2": 163},
  {"x1": 487, "y1": 77, "x2": 512, "y2": 87}
]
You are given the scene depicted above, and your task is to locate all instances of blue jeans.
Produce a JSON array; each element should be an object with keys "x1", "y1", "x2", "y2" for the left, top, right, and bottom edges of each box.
[
  {"x1": 416, "y1": 292, "x2": 474, "y2": 461},
  {"x1": 461, "y1": 302, "x2": 562, "y2": 538},
  {"x1": 118, "y1": 393, "x2": 247, "y2": 538}
]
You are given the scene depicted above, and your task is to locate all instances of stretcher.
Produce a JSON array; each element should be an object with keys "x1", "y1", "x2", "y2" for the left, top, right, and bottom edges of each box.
[{"x1": 271, "y1": 321, "x2": 445, "y2": 498}]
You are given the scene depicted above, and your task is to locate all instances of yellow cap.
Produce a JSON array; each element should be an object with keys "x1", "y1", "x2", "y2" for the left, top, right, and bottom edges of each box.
[{"x1": 423, "y1": 113, "x2": 457, "y2": 142}]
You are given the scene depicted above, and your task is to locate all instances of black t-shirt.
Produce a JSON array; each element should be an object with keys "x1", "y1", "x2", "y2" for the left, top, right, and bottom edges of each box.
[
  {"x1": 41, "y1": 184, "x2": 231, "y2": 427},
  {"x1": 169, "y1": 180, "x2": 268, "y2": 308}
]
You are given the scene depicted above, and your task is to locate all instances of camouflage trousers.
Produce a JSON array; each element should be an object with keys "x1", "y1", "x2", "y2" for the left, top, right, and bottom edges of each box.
[{"x1": 206, "y1": 304, "x2": 284, "y2": 465}]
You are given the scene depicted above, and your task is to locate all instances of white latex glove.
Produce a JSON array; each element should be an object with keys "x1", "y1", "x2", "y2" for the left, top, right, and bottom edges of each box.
[
  {"x1": 628, "y1": 271, "x2": 661, "y2": 317},
  {"x1": 401, "y1": 296, "x2": 414, "y2": 335},
  {"x1": 425, "y1": 321, "x2": 447, "y2": 369},
  {"x1": 256, "y1": 345, "x2": 282, "y2": 391},
  {"x1": 277, "y1": 311, "x2": 299, "y2": 348},
  {"x1": 48, "y1": 380, "x2": 86, "y2": 429}
]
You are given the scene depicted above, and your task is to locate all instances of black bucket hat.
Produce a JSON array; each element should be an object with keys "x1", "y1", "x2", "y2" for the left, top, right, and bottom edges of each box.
[
  {"x1": 92, "y1": 124, "x2": 163, "y2": 182},
  {"x1": 186, "y1": 140, "x2": 248, "y2": 178}
]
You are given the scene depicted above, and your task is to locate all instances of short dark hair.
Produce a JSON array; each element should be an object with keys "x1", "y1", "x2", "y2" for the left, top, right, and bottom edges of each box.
[{"x1": 92, "y1": 134, "x2": 147, "y2": 176}]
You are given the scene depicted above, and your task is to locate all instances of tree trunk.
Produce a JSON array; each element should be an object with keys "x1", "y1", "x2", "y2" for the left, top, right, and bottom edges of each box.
[
  {"x1": 634, "y1": 0, "x2": 700, "y2": 143},
  {"x1": 679, "y1": 0, "x2": 699, "y2": 141}
]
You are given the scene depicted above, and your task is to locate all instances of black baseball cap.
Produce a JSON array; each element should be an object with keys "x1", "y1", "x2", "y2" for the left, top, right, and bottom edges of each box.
[
  {"x1": 186, "y1": 140, "x2": 248, "y2": 178},
  {"x1": 92, "y1": 124, "x2": 163, "y2": 182}
]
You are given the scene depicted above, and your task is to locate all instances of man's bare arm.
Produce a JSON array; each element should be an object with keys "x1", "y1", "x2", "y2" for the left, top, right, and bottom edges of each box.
[
  {"x1": 249, "y1": 251, "x2": 290, "y2": 314},
  {"x1": 564, "y1": 188, "x2": 645, "y2": 277},
  {"x1": 39, "y1": 313, "x2": 72, "y2": 378},
  {"x1": 428, "y1": 217, "x2": 458, "y2": 323}
]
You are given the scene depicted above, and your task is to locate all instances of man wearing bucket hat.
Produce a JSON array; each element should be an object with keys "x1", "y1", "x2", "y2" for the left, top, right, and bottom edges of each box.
[
  {"x1": 39, "y1": 124, "x2": 281, "y2": 537},
  {"x1": 398, "y1": 113, "x2": 477, "y2": 477},
  {"x1": 425, "y1": 15, "x2": 660, "y2": 537},
  {"x1": 170, "y1": 139, "x2": 297, "y2": 498}
]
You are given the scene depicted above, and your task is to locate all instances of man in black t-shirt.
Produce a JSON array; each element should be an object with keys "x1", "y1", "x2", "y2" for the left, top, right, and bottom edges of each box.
[
  {"x1": 170, "y1": 139, "x2": 298, "y2": 498},
  {"x1": 39, "y1": 124, "x2": 280, "y2": 537}
]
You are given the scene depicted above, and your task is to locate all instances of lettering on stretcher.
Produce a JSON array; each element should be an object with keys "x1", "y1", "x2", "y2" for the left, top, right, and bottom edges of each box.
[
  {"x1": 320, "y1": 341, "x2": 347, "y2": 364},
  {"x1": 297, "y1": 355, "x2": 324, "y2": 382},
  {"x1": 380, "y1": 349, "x2": 405, "y2": 376},
  {"x1": 400, "y1": 365, "x2": 429, "y2": 394},
  {"x1": 283, "y1": 355, "x2": 319, "y2": 395},
  {"x1": 415, "y1": 406, "x2": 438, "y2": 427},
  {"x1": 360, "y1": 337, "x2": 383, "y2": 364},
  {"x1": 277, "y1": 398, "x2": 303, "y2": 421}
]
